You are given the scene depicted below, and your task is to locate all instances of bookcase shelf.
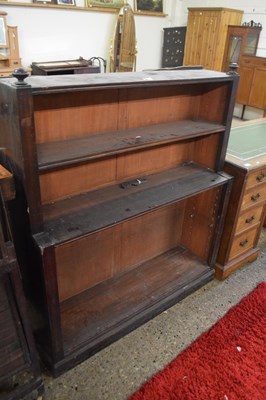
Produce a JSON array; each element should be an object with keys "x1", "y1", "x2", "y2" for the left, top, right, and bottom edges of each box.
[
  {"x1": 37, "y1": 163, "x2": 228, "y2": 245},
  {"x1": 0, "y1": 68, "x2": 238, "y2": 375},
  {"x1": 37, "y1": 120, "x2": 225, "y2": 171}
]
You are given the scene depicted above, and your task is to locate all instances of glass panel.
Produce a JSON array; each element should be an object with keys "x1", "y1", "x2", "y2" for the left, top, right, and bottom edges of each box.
[
  {"x1": 244, "y1": 32, "x2": 258, "y2": 55},
  {"x1": 228, "y1": 36, "x2": 242, "y2": 64}
]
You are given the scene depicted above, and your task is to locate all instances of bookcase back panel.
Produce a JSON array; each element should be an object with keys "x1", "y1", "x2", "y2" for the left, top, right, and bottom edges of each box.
[
  {"x1": 116, "y1": 141, "x2": 193, "y2": 181},
  {"x1": 40, "y1": 157, "x2": 117, "y2": 204},
  {"x1": 119, "y1": 86, "x2": 198, "y2": 130},
  {"x1": 56, "y1": 203, "x2": 184, "y2": 301},
  {"x1": 191, "y1": 133, "x2": 221, "y2": 169},
  {"x1": 197, "y1": 84, "x2": 229, "y2": 123},
  {"x1": 33, "y1": 90, "x2": 120, "y2": 143}
]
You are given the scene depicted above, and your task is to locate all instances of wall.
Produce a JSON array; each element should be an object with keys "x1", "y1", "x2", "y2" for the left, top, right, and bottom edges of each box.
[
  {"x1": 1, "y1": 1, "x2": 265, "y2": 71},
  {"x1": 0, "y1": 0, "x2": 174, "y2": 71}
]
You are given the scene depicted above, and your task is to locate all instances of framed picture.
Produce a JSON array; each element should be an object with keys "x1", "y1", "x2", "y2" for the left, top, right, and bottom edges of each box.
[
  {"x1": 33, "y1": 0, "x2": 56, "y2": 4},
  {"x1": 57, "y1": 0, "x2": 76, "y2": 4},
  {"x1": 135, "y1": 0, "x2": 163, "y2": 13},
  {"x1": 87, "y1": 0, "x2": 124, "y2": 8}
]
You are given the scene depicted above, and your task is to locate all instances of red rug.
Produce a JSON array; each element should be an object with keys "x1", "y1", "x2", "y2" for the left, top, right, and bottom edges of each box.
[{"x1": 129, "y1": 282, "x2": 266, "y2": 400}]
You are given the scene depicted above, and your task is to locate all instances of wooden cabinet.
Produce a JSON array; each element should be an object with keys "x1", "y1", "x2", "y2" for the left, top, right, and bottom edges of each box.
[
  {"x1": 222, "y1": 24, "x2": 262, "y2": 72},
  {"x1": 0, "y1": 68, "x2": 238, "y2": 375},
  {"x1": 162, "y1": 27, "x2": 186, "y2": 68},
  {"x1": 183, "y1": 8, "x2": 243, "y2": 71},
  {"x1": 237, "y1": 55, "x2": 266, "y2": 115},
  {"x1": 0, "y1": 166, "x2": 44, "y2": 400},
  {"x1": 216, "y1": 119, "x2": 266, "y2": 280}
]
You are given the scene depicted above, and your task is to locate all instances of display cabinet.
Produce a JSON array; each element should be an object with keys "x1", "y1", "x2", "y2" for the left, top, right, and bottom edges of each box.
[
  {"x1": 162, "y1": 27, "x2": 186, "y2": 68},
  {"x1": 223, "y1": 22, "x2": 262, "y2": 71},
  {"x1": 0, "y1": 68, "x2": 238, "y2": 375}
]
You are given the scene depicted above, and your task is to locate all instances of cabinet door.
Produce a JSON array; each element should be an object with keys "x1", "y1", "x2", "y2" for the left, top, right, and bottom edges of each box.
[
  {"x1": 249, "y1": 68, "x2": 266, "y2": 109},
  {"x1": 237, "y1": 66, "x2": 254, "y2": 105},
  {"x1": 184, "y1": 12, "x2": 220, "y2": 69}
]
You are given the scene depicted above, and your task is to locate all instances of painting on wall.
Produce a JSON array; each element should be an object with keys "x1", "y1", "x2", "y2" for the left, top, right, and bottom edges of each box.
[
  {"x1": 57, "y1": 0, "x2": 76, "y2": 5},
  {"x1": 87, "y1": 0, "x2": 125, "y2": 8},
  {"x1": 135, "y1": 0, "x2": 163, "y2": 13}
]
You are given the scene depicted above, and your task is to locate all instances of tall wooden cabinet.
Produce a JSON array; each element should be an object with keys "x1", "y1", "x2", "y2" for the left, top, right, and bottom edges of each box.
[
  {"x1": 183, "y1": 8, "x2": 243, "y2": 71},
  {"x1": 0, "y1": 68, "x2": 238, "y2": 375}
]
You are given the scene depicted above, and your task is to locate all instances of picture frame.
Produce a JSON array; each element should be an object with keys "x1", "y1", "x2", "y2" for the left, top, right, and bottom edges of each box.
[
  {"x1": 57, "y1": 0, "x2": 76, "y2": 5},
  {"x1": 134, "y1": 0, "x2": 163, "y2": 14},
  {"x1": 33, "y1": 0, "x2": 56, "y2": 4},
  {"x1": 87, "y1": 0, "x2": 124, "y2": 9}
]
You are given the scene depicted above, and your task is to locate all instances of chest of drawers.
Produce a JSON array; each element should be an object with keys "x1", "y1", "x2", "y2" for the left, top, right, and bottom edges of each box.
[{"x1": 216, "y1": 119, "x2": 266, "y2": 279}]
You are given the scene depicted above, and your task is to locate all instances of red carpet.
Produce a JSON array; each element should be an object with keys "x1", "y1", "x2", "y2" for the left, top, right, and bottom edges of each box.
[{"x1": 129, "y1": 282, "x2": 266, "y2": 400}]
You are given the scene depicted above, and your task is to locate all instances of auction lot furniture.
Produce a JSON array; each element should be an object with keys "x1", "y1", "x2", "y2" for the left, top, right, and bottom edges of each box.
[
  {"x1": 0, "y1": 166, "x2": 44, "y2": 400},
  {"x1": 162, "y1": 27, "x2": 186, "y2": 68},
  {"x1": 237, "y1": 55, "x2": 266, "y2": 118},
  {"x1": 31, "y1": 58, "x2": 100, "y2": 75},
  {"x1": 0, "y1": 68, "x2": 238, "y2": 375},
  {"x1": 216, "y1": 119, "x2": 266, "y2": 279},
  {"x1": 183, "y1": 8, "x2": 243, "y2": 71}
]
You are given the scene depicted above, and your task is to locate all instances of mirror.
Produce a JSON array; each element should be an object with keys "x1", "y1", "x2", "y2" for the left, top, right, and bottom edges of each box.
[
  {"x1": 110, "y1": 3, "x2": 137, "y2": 72},
  {"x1": 0, "y1": 12, "x2": 8, "y2": 48}
]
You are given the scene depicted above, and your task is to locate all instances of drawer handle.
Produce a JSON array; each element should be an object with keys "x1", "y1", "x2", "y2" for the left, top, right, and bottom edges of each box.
[
  {"x1": 240, "y1": 239, "x2": 248, "y2": 247},
  {"x1": 245, "y1": 215, "x2": 255, "y2": 224},
  {"x1": 251, "y1": 193, "x2": 260, "y2": 202},
  {"x1": 256, "y1": 173, "x2": 265, "y2": 182}
]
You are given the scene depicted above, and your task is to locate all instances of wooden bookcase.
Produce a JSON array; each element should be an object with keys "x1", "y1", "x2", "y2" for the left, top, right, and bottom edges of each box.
[{"x1": 0, "y1": 68, "x2": 238, "y2": 375}]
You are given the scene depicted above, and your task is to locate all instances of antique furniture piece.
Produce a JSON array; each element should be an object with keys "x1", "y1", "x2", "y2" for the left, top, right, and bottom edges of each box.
[
  {"x1": 221, "y1": 21, "x2": 265, "y2": 119},
  {"x1": 162, "y1": 27, "x2": 186, "y2": 68},
  {"x1": 110, "y1": 3, "x2": 137, "y2": 72},
  {"x1": 222, "y1": 22, "x2": 262, "y2": 71},
  {"x1": 0, "y1": 166, "x2": 44, "y2": 400},
  {"x1": 216, "y1": 119, "x2": 266, "y2": 280},
  {"x1": 183, "y1": 8, "x2": 243, "y2": 71},
  {"x1": 31, "y1": 57, "x2": 100, "y2": 75},
  {"x1": 236, "y1": 55, "x2": 266, "y2": 118},
  {"x1": 0, "y1": 67, "x2": 238, "y2": 375},
  {"x1": 0, "y1": 11, "x2": 22, "y2": 77}
]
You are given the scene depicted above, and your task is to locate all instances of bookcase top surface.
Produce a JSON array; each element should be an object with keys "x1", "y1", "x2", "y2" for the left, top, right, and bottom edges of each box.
[{"x1": 2, "y1": 69, "x2": 235, "y2": 93}]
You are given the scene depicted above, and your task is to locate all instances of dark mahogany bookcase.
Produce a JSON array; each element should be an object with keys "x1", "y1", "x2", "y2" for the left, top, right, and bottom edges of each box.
[{"x1": 0, "y1": 68, "x2": 238, "y2": 375}]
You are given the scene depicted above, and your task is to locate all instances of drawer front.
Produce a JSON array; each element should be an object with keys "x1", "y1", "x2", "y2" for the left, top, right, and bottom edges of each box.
[
  {"x1": 235, "y1": 205, "x2": 265, "y2": 234},
  {"x1": 246, "y1": 168, "x2": 266, "y2": 188},
  {"x1": 241, "y1": 183, "x2": 266, "y2": 209},
  {"x1": 229, "y1": 227, "x2": 259, "y2": 261}
]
